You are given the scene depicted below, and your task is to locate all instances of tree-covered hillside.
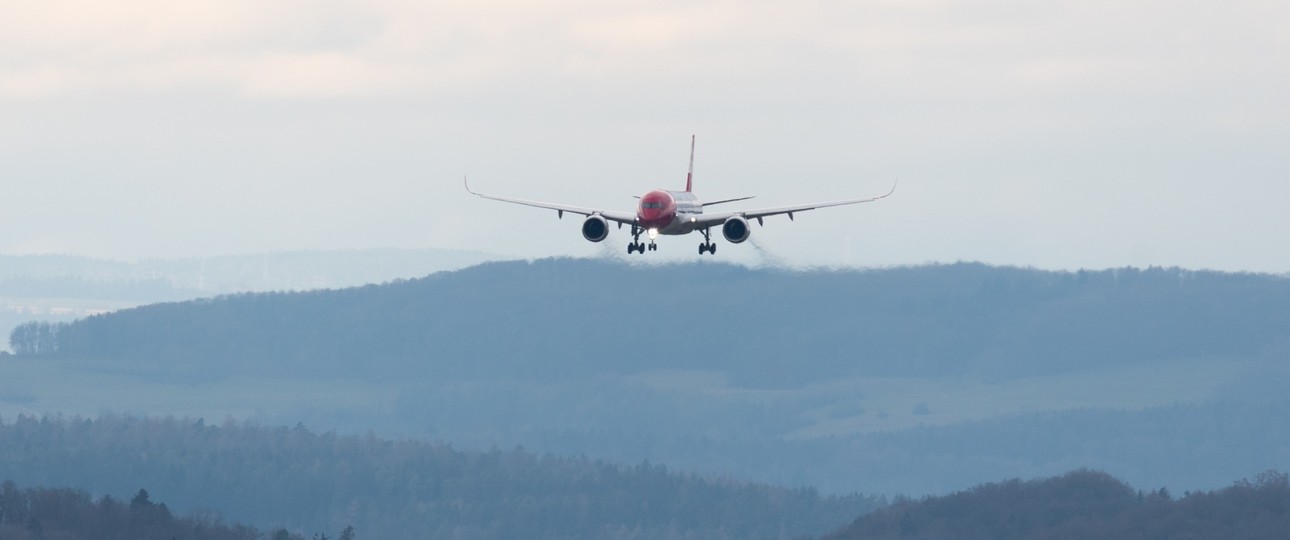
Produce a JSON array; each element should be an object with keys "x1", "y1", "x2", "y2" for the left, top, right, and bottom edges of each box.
[
  {"x1": 822, "y1": 469, "x2": 1290, "y2": 540},
  {"x1": 0, "y1": 414, "x2": 878, "y2": 540},
  {"x1": 30, "y1": 259, "x2": 1290, "y2": 386}
]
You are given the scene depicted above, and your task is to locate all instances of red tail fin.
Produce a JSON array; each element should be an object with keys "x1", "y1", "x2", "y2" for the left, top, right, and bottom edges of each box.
[{"x1": 685, "y1": 134, "x2": 695, "y2": 192}]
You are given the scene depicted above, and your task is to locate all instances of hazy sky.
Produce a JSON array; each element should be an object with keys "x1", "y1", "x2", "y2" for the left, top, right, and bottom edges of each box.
[{"x1": 2, "y1": 0, "x2": 1287, "y2": 271}]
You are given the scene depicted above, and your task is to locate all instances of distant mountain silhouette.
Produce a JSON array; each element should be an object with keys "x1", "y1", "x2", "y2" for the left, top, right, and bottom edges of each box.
[{"x1": 39, "y1": 259, "x2": 1290, "y2": 386}]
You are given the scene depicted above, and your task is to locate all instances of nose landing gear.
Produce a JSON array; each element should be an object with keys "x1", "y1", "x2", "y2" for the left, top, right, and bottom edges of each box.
[
  {"x1": 627, "y1": 225, "x2": 655, "y2": 254},
  {"x1": 628, "y1": 242, "x2": 657, "y2": 254}
]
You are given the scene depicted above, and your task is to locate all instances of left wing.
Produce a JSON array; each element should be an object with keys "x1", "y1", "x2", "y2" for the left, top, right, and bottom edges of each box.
[
  {"x1": 464, "y1": 177, "x2": 638, "y2": 224},
  {"x1": 692, "y1": 179, "x2": 897, "y2": 228}
]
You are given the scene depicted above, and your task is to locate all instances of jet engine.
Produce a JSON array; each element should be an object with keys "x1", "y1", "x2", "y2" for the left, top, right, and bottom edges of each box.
[
  {"x1": 722, "y1": 216, "x2": 751, "y2": 244},
  {"x1": 581, "y1": 215, "x2": 610, "y2": 242}
]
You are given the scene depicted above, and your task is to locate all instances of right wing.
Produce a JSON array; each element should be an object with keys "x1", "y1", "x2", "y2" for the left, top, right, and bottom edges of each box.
[
  {"x1": 464, "y1": 177, "x2": 638, "y2": 225},
  {"x1": 691, "y1": 180, "x2": 897, "y2": 228}
]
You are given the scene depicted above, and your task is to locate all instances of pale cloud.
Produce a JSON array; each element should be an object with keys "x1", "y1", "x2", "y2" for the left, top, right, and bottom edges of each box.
[
  {"x1": 0, "y1": 1, "x2": 398, "y2": 98},
  {"x1": 4, "y1": 0, "x2": 1283, "y2": 102},
  {"x1": 1, "y1": 1, "x2": 276, "y2": 57},
  {"x1": 1, "y1": 0, "x2": 686, "y2": 98},
  {"x1": 240, "y1": 53, "x2": 429, "y2": 98},
  {"x1": 0, "y1": 65, "x2": 90, "y2": 98}
]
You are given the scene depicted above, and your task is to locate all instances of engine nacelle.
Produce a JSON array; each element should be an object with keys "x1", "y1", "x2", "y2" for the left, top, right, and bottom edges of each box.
[
  {"x1": 581, "y1": 215, "x2": 609, "y2": 242},
  {"x1": 722, "y1": 216, "x2": 751, "y2": 244}
]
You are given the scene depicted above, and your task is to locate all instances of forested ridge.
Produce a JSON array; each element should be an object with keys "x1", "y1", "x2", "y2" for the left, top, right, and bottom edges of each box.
[
  {"x1": 822, "y1": 469, "x2": 1290, "y2": 540},
  {"x1": 0, "y1": 414, "x2": 879, "y2": 540},
  {"x1": 19, "y1": 259, "x2": 1290, "y2": 386}
]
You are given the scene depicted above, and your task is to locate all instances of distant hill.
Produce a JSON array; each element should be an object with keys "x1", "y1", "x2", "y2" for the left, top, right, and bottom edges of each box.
[
  {"x1": 10, "y1": 259, "x2": 1290, "y2": 498},
  {"x1": 822, "y1": 469, "x2": 1290, "y2": 540},
  {"x1": 0, "y1": 248, "x2": 503, "y2": 353},
  {"x1": 39, "y1": 259, "x2": 1290, "y2": 385},
  {"x1": 0, "y1": 414, "x2": 877, "y2": 540}
]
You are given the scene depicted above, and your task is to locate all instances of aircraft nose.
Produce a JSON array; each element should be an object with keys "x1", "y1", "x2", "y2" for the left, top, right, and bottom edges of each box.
[{"x1": 637, "y1": 206, "x2": 669, "y2": 228}]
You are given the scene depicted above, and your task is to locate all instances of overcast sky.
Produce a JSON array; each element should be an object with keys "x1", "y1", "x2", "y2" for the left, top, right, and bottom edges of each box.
[{"x1": 2, "y1": 1, "x2": 1287, "y2": 271}]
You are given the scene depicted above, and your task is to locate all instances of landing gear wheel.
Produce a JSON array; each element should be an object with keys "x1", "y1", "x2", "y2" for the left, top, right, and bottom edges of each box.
[
  {"x1": 629, "y1": 225, "x2": 648, "y2": 255},
  {"x1": 698, "y1": 228, "x2": 718, "y2": 255}
]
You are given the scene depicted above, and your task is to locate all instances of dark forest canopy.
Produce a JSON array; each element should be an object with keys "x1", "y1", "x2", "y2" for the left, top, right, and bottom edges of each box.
[
  {"x1": 0, "y1": 414, "x2": 878, "y2": 540},
  {"x1": 0, "y1": 481, "x2": 264, "y2": 540},
  {"x1": 822, "y1": 469, "x2": 1290, "y2": 540},
  {"x1": 22, "y1": 259, "x2": 1290, "y2": 386}
]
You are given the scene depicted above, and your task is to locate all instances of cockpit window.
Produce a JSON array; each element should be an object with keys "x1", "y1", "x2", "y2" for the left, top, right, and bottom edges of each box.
[{"x1": 642, "y1": 202, "x2": 663, "y2": 209}]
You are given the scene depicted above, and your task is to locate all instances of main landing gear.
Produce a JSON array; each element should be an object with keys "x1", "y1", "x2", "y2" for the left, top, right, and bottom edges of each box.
[
  {"x1": 627, "y1": 226, "x2": 656, "y2": 254},
  {"x1": 698, "y1": 228, "x2": 717, "y2": 255}
]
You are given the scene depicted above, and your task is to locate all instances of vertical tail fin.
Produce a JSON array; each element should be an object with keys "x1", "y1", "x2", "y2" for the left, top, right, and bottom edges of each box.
[{"x1": 685, "y1": 134, "x2": 695, "y2": 192}]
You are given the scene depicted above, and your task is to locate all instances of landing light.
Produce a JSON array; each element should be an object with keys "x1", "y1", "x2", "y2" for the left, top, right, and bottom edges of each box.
[{"x1": 648, "y1": 228, "x2": 659, "y2": 239}]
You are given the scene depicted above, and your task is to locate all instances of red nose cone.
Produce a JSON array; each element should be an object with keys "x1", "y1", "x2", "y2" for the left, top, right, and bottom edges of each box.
[{"x1": 637, "y1": 190, "x2": 676, "y2": 229}]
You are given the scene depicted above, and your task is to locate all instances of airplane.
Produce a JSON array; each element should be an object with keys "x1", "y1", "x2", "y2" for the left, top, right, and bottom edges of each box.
[{"x1": 464, "y1": 136, "x2": 896, "y2": 255}]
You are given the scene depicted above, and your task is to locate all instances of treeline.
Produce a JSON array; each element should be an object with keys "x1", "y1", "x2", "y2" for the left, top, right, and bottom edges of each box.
[
  {"x1": 8, "y1": 321, "x2": 60, "y2": 356},
  {"x1": 822, "y1": 469, "x2": 1290, "y2": 540},
  {"x1": 0, "y1": 482, "x2": 263, "y2": 540},
  {"x1": 0, "y1": 481, "x2": 352, "y2": 540},
  {"x1": 28, "y1": 260, "x2": 1290, "y2": 386},
  {"x1": 0, "y1": 414, "x2": 879, "y2": 540}
]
